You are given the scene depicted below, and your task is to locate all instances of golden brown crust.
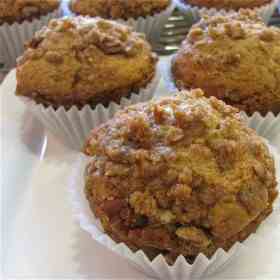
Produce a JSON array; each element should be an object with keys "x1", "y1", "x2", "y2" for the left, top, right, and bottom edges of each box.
[
  {"x1": 0, "y1": 0, "x2": 59, "y2": 24},
  {"x1": 184, "y1": 0, "x2": 272, "y2": 10},
  {"x1": 172, "y1": 12, "x2": 280, "y2": 115},
  {"x1": 70, "y1": 0, "x2": 171, "y2": 19},
  {"x1": 16, "y1": 17, "x2": 157, "y2": 109},
  {"x1": 84, "y1": 89, "x2": 278, "y2": 263}
]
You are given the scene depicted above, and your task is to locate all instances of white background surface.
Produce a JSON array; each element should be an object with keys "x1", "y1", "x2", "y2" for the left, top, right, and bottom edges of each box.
[{"x1": 1, "y1": 70, "x2": 280, "y2": 280}]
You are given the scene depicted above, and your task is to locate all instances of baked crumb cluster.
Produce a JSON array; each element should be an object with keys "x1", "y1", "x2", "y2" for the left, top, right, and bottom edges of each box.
[
  {"x1": 84, "y1": 89, "x2": 278, "y2": 263},
  {"x1": 172, "y1": 11, "x2": 280, "y2": 115},
  {"x1": 0, "y1": 0, "x2": 59, "y2": 24},
  {"x1": 184, "y1": 0, "x2": 272, "y2": 10},
  {"x1": 70, "y1": 0, "x2": 171, "y2": 19},
  {"x1": 16, "y1": 17, "x2": 157, "y2": 108}
]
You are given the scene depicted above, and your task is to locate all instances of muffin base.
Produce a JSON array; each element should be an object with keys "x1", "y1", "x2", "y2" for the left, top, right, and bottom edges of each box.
[
  {"x1": 85, "y1": 188, "x2": 274, "y2": 264},
  {"x1": 18, "y1": 67, "x2": 161, "y2": 150},
  {"x1": 174, "y1": 0, "x2": 276, "y2": 24},
  {"x1": 0, "y1": 8, "x2": 61, "y2": 70},
  {"x1": 18, "y1": 68, "x2": 157, "y2": 110}
]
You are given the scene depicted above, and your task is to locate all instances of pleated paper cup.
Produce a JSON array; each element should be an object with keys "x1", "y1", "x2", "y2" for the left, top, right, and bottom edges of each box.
[
  {"x1": 174, "y1": 0, "x2": 277, "y2": 24},
  {"x1": 19, "y1": 67, "x2": 160, "y2": 151},
  {"x1": 0, "y1": 8, "x2": 61, "y2": 71},
  {"x1": 161, "y1": 55, "x2": 280, "y2": 137},
  {"x1": 68, "y1": 139, "x2": 280, "y2": 279}
]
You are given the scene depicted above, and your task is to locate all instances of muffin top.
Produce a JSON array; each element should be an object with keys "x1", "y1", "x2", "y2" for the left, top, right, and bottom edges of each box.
[
  {"x1": 84, "y1": 89, "x2": 277, "y2": 262},
  {"x1": 184, "y1": 0, "x2": 272, "y2": 10},
  {"x1": 0, "y1": 0, "x2": 59, "y2": 24},
  {"x1": 172, "y1": 12, "x2": 280, "y2": 115},
  {"x1": 16, "y1": 16, "x2": 157, "y2": 108},
  {"x1": 70, "y1": 0, "x2": 171, "y2": 19}
]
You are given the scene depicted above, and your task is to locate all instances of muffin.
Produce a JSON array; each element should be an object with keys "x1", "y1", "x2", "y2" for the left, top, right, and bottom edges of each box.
[
  {"x1": 84, "y1": 89, "x2": 278, "y2": 264},
  {"x1": 69, "y1": 0, "x2": 173, "y2": 41},
  {"x1": 183, "y1": 0, "x2": 273, "y2": 10},
  {"x1": 70, "y1": 0, "x2": 171, "y2": 19},
  {"x1": 0, "y1": 0, "x2": 60, "y2": 69},
  {"x1": 174, "y1": 0, "x2": 276, "y2": 24},
  {"x1": 15, "y1": 16, "x2": 159, "y2": 150},
  {"x1": 172, "y1": 12, "x2": 280, "y2": 115},
  {"x1": 0, "y1": 0, "x2": 60, "y2": 24},
  {"x1": 16, "y1": 16, "x2": 158, "y2": 108}
]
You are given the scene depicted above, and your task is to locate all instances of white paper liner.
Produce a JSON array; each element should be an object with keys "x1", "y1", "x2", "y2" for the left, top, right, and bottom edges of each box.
[
  {"x1": 19, "y1": 67, "x2": 161, "y2": 151},
  {"x1": 68, "y1": 137, "x2": 280, "y2": 279},
  {"x1": 161, "y1": 55, "x2": 280, "y2": 135},
  {"x1": 174, "y1": 0, "x2": 277, "y2": 24},
  {"x1": 0, "y1": 8, "x2": 61, "y2": 70}
]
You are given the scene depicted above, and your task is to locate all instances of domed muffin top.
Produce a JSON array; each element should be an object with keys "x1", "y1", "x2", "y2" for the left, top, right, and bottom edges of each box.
[
  {"x1": 184, "y1": 0, "x2": 272, "y2": 10},
  {"x1": 0, "y1": 0, "x2": 59, "y2": 24},
  {"x1": 172, "y1": 11, "x2": 280, "y2": 115},
  {"x1": 16, "y1": 16, "x2": 157, "y2": 108},
  {"x1": 70, "y1": 0, "x2": 171, "y2": 19},
  {"x1": 84, "y1": 89, "x2": 277, "y2": 261}
]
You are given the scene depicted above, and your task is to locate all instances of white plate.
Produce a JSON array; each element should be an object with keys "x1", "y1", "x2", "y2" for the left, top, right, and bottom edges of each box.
[{"x1": 1, "y1": 66, "x2": 280, "y2": 279}]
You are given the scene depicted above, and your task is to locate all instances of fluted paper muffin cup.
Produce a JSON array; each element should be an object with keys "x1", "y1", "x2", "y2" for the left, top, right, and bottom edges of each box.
[
  {"x1": 161, "y1": 55, "x2": 280, "y2": 134},
  {"x1": 68, "y1": 138, "x2": 280, "y2": 279},
  {"x1": 19, "y1": 67, "x2": 161, "y2": 151},
  {"x1": 0, "y1": 8, "x2": 61, "y2": 71},
  {"x1": 173, "y1": 0, "x2": 276, "y2": 23}
]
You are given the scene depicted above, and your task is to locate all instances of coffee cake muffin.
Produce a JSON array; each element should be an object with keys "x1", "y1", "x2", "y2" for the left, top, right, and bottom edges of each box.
[
  {"x1": 183, "y1": 0, "x2": 273, "y2": 10},
  {"x1": 84, "y1": 89, "x2": 278, "y2": 263},
  {"x1": 0, "y1": 0, "x2": 60, "y2": 69},
  {"x1": 175, "y1": 0, "x2": 275, "y2": 24},
  {"x1": 69, "y1": 0, "x2": 172, "y2": 41},
  {"x1": 0, "y1": 0, "x2": 59, "y2": 24},
  {"x1": 16, "y1": 16, "x2": 158, "y2": 108},
  {"x1": 172, "y1": 12, "x2": 280, "y2": 115},
  {"x1": 70, "y1": 0, "x2": 171, "y2": 19}
]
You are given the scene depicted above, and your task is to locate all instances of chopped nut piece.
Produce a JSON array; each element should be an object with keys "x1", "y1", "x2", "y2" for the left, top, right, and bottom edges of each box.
[
  {"x1": 45, "y1": 51, "x2": 63, "y2": 64},
  {"x1": 259, "y1": 29, "x2": 274, "y2": 42},
  {"x1": 188, "y1": 28, "x2": 204, "y2": 42},
  {"x1": 224, "y1": 22, "x2": 245, "y2": 39},
  {"x1": 176, "y1": 227, "x2": 211, "y2": 248},
  {"x1": 169, "y1": 184, "x2": 192, "y2": 203}
]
